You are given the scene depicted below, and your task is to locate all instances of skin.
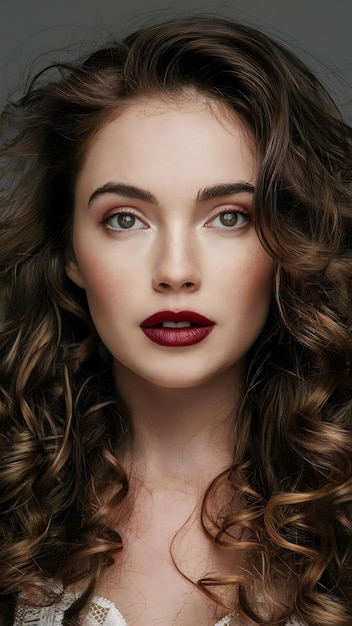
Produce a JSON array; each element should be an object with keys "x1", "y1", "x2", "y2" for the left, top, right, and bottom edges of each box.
[
  {"x1": 68, "y1": 96, "x2": 273, "y2": 396},
  {"x1": 67, "y1": 95, "x2": 274, "y2": 625}
]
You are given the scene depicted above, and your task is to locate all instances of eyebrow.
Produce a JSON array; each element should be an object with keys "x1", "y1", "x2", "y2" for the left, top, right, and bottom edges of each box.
[
  {"x1": 87, "y1": 181, "x2": 255, "y2": 206},
  {"x1": 88, "y1": 182, "x2": 156, "y2": 205},
  {"x1": 195, "y1": 182, "x2": 255, "y2": 203}
]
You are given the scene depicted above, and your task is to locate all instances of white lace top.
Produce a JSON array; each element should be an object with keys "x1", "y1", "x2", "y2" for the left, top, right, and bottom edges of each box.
[{"x1": 14, "y1": 592, "x2": 305, "y2": 626}]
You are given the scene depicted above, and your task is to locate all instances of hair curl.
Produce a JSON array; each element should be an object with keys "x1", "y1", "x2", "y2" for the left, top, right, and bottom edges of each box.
[{"x1": 1, "y1": 15, "x2": 352, "y2": 626}]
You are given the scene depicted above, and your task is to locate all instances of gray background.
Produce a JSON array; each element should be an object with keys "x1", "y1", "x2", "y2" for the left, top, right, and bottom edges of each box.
[{"x1": 1, "y1": 0, "x2": 351, "y2": 119}]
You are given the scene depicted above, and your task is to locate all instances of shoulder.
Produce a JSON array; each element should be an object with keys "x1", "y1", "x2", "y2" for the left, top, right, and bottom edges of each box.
[
  {"x1": 14, "y1": 593, "x2": 303, "y2": 626},
  {"x1": 14, "y1": 601, "x2": 64, "y2": 626},
  {"x1": 14, "y1": 594, "x2": 127, "y2": 626}
]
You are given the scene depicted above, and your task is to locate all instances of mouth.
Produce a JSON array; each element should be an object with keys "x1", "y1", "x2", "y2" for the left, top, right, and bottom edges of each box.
[{"x1": 140, "y1": 310, "x2": 215, "y2": 347}]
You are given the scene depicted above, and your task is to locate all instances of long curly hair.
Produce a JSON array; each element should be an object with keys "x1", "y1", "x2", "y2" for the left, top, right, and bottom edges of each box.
[{"x1": 1, "y1": 15, "x2": 352, "y2": 626}]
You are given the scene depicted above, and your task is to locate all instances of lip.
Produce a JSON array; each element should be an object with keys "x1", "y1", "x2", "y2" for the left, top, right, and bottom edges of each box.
[
  {"x1": 140, "y1": 310, "x2": 215, "y2": 347},
  {"x1": 141, "y1": 310, "x2": 214, "y2": 327}
]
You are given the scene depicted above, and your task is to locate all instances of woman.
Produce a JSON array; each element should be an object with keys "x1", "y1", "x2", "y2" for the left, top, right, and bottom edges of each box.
[{"x1": 1, "y1": 15, "x2": 351, "y2": 626}]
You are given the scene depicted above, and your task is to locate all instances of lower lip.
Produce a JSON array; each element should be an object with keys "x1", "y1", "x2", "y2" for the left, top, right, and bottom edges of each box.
[{"x1": 141, "y1": 326, "x2": 214, "y2": 347}]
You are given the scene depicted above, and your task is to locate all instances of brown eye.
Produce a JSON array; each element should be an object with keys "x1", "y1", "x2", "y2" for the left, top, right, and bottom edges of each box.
[
  {"x1": 104, "y1": 212, "x2": 145, "y2": 230},
  {"x1": 220, "y1": 212, "x2": 239, "y2": 227},
  {"x1": 206, "y1": 209, "x2": 250, "y2": 230},
  {"x1": 117, "y1": 214, "x2": 136, "y2": 228}
]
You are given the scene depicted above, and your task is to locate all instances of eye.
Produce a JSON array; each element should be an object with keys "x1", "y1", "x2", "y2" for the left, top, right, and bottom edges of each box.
[
  {"x1": 207, "y1": 209, "x2": 250, "y2": 230},
  {"x1": 104, "y1": 211, "x2": 146, "y2": 231}
]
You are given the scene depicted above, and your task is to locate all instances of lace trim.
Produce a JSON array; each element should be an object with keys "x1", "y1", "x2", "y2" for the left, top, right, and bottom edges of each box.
[
  {"x1": 214, "y1": 613, "x2": 238, "y2": 625},
  {"x1": 14, "y1": 594, "x2": 128, "y2": 626},
  {"x1": 87, "y1": 596, "x2": 128, "y2": 626},
  {"x1": 15, "y1": 592, "x2": 304, "y2": 625}
]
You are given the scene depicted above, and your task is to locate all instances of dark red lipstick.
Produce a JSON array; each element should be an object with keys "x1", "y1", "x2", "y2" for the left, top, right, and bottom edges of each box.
[{"x1": 140, "y1": 310, "x2": 215, "y2": 347}]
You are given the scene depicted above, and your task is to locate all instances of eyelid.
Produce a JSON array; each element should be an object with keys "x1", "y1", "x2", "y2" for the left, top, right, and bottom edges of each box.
[
  {"x1": 205, "y1": 204, "x2": 251, "y2": 227},
  {"x1": 102, "y1": 207, "x2": 148, "y2": 230}
]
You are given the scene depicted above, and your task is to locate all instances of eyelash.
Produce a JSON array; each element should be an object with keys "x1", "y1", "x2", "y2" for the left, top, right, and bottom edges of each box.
[
  {"x1": 102, "y1": 207, "x2": 251, "y2": 232},
  {"x1": 102, "y1": 209, "x2": 147, "y2": 231},
  {"x1": 206, "y1": 207, "x2": 251, "y2": 230}
]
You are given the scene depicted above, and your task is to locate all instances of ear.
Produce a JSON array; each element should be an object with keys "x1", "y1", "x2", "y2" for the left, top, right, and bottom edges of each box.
[{"x1": 65, "y1": 256, "x2": 86, "y2": 289}]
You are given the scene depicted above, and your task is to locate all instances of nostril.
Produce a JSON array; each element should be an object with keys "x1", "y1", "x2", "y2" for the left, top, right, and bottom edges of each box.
[{"x1": 157, "y1": 281, "x2": 195, "y2": 290}]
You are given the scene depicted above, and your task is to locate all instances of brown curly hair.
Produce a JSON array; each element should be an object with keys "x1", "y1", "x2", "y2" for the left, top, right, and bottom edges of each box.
[{"x1": 1, "y1": 15, "x2": 352, "y2": 626}]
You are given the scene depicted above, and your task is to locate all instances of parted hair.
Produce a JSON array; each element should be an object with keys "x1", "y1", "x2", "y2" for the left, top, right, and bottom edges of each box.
[{"x1": 0, "y1": 15, "x2": 352, "y2": 626}]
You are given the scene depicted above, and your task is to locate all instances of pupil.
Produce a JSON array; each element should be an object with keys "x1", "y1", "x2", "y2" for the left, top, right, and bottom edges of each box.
[
  {"x1": 118, "y1": 214, "x2": 135, "y2": 228},
  {"x1": 220, "y1": 212, "x2": 238, "y2": 227}
]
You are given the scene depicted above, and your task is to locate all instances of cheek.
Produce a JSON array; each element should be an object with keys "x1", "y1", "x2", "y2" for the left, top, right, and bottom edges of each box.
[
  {"x1": 223, "y1": 244, "x2": 274, "y2": 306},
  {"x1": 250, "y1": 256, "x2": 274, "y2": 298},
  {"x1": 237, "y1": 256, "x2": 274, "y2": 332},
  {"x1": 74, "y1": 245, "x2": 143, "y2": 323}
]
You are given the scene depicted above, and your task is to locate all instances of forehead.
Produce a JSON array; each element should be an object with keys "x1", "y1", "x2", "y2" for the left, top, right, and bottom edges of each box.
[
  {"x1": 75, "y1": 95, "x2": 257, "y2": 203},
  {"x1": 81, "y1": 91, "x2": 256, "y2": 157}
]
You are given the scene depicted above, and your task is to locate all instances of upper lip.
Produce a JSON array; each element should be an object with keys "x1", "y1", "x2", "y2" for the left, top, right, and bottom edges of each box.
[{"x1": 141, "y1": 310, "x2": 215, "y2": 327}]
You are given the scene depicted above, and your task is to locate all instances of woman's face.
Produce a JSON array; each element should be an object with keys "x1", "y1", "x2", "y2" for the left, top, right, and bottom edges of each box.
[{"x1": 68, "y1": 96, "x2": 274, "y2": 390}]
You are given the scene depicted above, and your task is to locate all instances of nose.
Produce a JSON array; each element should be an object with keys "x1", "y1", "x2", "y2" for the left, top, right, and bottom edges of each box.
[{"x1": 152, "y1": 228, "x2": 201, "y2": 293}]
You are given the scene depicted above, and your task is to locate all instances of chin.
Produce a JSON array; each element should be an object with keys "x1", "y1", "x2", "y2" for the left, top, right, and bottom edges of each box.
[
  {"x1": 139, "y1": 366, "x2": 231, "y2": 391},
  {"x1": 146, "y1": 375, "x2": 208, "y2": 390}
]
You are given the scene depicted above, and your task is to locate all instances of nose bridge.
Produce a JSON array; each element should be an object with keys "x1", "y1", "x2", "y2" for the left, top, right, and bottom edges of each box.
[{"x1": 152, "y1": 221, "x2": 201, "y2": 291}]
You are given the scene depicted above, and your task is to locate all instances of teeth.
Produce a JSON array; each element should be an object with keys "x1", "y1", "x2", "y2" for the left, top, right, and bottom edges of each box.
[{"x1": 162, "y1": 321, "x2": 191, "y2": 328}]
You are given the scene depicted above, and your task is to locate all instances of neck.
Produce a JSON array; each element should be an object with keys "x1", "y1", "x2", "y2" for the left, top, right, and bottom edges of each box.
[{"x1": 115, "y1": 365, "x2": 242, "y2": 491}]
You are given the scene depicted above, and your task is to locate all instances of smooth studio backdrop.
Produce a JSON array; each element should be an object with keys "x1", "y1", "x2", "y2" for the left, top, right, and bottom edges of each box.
[{"x1": 0, "y1": 0, "x2": 351, "y2": 119}]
